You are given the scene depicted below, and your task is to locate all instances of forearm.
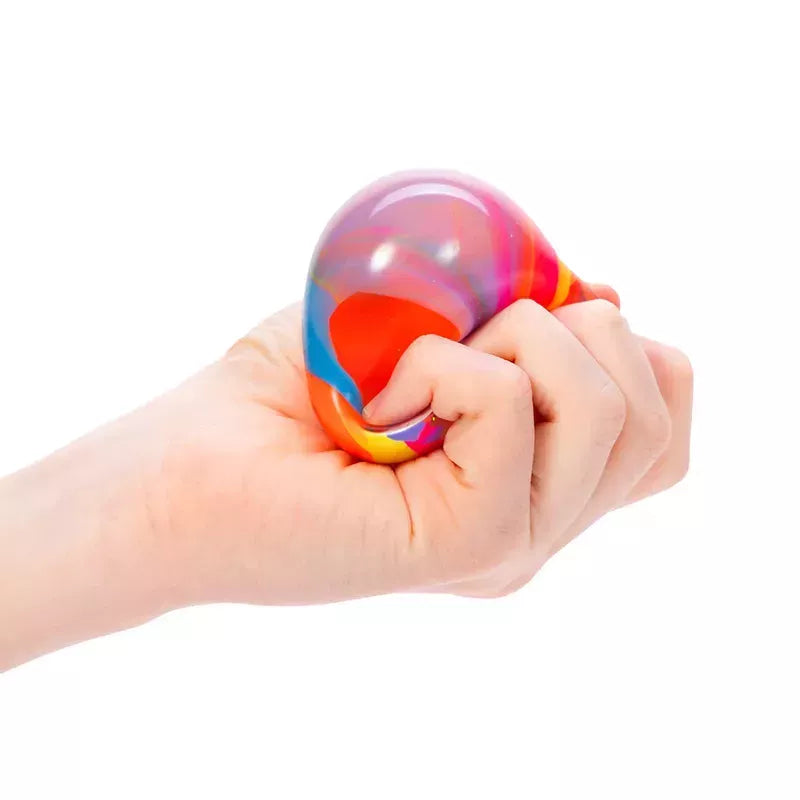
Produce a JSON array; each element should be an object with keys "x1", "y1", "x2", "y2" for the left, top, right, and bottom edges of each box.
[{"x1": 0, "y1": 420, "x2": 177, "y2": 670}]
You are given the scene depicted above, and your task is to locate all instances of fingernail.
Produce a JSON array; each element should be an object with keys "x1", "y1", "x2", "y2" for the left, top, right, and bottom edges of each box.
[{"x1": 363, "y1": 393, "x2": 383, "y2": 421}]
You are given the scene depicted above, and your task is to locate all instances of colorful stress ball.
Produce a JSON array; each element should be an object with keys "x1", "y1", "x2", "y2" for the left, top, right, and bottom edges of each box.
[{"x1": 303, "y1": 171, "x2": 605, "y2": 465}]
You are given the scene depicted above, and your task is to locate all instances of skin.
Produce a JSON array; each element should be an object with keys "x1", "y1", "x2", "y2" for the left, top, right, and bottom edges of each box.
[{"x1": 0, "y1": 291, "x2": 692, "y2": 670}]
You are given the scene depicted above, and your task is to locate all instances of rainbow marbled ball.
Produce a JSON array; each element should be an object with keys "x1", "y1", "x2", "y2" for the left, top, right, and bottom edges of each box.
[{"x1": 303, "y1": 171, "x2": 599, "y2": 464}]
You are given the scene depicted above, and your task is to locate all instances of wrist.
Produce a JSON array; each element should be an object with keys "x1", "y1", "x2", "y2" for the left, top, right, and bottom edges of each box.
[{"x1": 0, "y1": 415, "x2": 181, "y2": 669}]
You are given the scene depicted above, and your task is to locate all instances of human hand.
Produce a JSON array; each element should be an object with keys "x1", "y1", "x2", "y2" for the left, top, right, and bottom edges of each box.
[
  {"x1": 153, "y1": 296, "x2": 692, "y2": 604},
  {"x1": 0, "y1": 294, "x2": 692, "y2": 668}
]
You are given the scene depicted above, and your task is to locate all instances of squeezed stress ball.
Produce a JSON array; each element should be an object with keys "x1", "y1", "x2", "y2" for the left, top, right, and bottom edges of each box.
[{"x1": 303, "y1": 171, "x2": 606, "y2": 465}]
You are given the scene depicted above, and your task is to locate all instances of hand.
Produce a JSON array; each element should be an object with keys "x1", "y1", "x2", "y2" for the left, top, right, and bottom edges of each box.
[
  {"x1": 155, "y1": 298, "x2": 692, "y2": 603},
  {"x1": 0, "y1": 296, "x2": 692, "y2": 668}
]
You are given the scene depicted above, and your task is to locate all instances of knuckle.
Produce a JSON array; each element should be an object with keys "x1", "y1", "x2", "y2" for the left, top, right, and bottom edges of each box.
[
  {"x1": 484, "y1": 299, "x2": 542, "y2": 344},
  {"x1": 649, "y1": 342, "x2": 694, "y2": 389},
  {"x1": 407, "y1": 333, "x2": 439, "y2": 358},
  {"x1": 640, "y1": 405, "x2": 673, "y2": 457},
  {"x1": 401, "y1": 334, "x2": 446, "y2": 370},
  {"x1": 507, "y1": 298, "x2": 542, "y2": 325},
  {"x1": 506, "y1": 363, "x2": 534, "y2": 400},
  {"x1": 594, "y1": 379, "x2": 627, "y2": 437},
  {"x1": 657, "y1": 457, "x2": 690, "y2": 494},
  {"x1": 565, "y1": 298, "x2": 628, "y2": 334},
  {"x1": 492, "y1": 360, "x2": 533, "y2": 405},
  {"x1": 588, "y1": 299, "x2": 629, "y2": 332},
  {"x1": 475, "y1": 299, "x2": 545, "y2": 367},
  {"x1": 649, "y1": 444, "x2": 691, "y2": 496}
]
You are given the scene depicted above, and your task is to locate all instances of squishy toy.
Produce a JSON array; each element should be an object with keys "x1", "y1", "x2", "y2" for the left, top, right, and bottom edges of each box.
[{"x1": 303, "y1": 171, "x2": 603, "y2": 464}]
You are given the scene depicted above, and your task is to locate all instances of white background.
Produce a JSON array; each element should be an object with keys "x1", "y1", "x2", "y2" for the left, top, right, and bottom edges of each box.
[{"x1": 1, "y1": 2, "x2": 799, "y2": 798}]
